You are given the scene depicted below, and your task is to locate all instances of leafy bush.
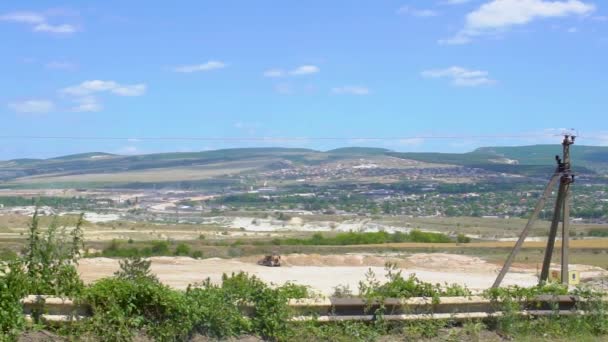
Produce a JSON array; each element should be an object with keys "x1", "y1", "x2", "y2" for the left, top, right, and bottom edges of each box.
[
  {"x1": 149, "y1": 241, "x2": 170, "y2": 255},
  {"x1": 78, "y1": 271, "x2": 311, "y2": 341},
  {"x1": 83, "y1": 277, "x2": 192, "y2": 341},
  {"x1": 174, "y1": 243, "x2": 191, "y2": 256},
  {"x1": 0, "y1": 210, "x2": 85, "y2": 339},
  {"x1": 101, "y1": 240, "x2": 176, "y2": 258},
  {"x1": 332, "y1": 284, "x2": 354, "y2": 298},
  {"x1": 482, "y1": 283, "x2": 600, "y2": 338},
  {"x1": 0, "y1": 260, "x2": 28, "y2": 340},
  {"x1": 272, "y1": 230, "x2": 451, "y2": 246},
  {"x1": 359, "y1": 263, "x2": 471, "y2": 304},
  {"x1": 186, "y1": 279, "x2": 251, "y2": 338}
]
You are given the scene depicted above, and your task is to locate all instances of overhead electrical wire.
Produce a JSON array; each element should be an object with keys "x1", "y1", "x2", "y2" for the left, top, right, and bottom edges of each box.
[{"x1": 0, "y1": 133, "x2": 592, "y2": 142}]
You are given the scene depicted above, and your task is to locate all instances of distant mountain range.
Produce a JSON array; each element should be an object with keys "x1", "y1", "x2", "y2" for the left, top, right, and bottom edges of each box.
[{"x1": 1, "y1": 145, "x2": 606, "y2": 189}]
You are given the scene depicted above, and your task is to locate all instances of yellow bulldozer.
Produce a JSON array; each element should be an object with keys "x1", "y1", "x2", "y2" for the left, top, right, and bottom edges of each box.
[{"x1": 258, "y1": 253, "x2": 281, "y2": 267}]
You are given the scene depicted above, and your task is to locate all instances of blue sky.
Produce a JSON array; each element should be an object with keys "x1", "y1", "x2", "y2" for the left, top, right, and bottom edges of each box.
[{"x1": 1, "y1": 0, "x2": 607, "y2": 159}]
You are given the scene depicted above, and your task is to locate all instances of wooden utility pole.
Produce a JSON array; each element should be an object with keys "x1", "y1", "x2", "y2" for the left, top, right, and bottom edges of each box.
[{"x1": 492, "y1": 135, "x2": 575, "y2": 288}]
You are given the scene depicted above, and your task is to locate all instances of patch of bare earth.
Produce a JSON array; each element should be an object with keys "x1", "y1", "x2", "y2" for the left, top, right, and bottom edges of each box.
[{"x1": 78, "y1": 253, "x2": 578, "y2": 294}]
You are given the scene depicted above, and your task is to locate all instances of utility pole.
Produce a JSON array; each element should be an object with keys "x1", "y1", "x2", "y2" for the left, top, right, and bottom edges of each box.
[{"x1": 493, "y1": 135, "x2": 575, "y2": 288}]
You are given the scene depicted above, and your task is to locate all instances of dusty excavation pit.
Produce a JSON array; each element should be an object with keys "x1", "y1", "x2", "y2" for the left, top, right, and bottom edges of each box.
[{"x1": 78, "y1": 253, "x2": 608, "y2": 295}]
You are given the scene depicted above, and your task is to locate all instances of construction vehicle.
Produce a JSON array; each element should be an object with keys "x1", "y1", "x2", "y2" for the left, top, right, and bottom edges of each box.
[{"x1": 258, "y1": 253, "x2": 281, "y2": 267}]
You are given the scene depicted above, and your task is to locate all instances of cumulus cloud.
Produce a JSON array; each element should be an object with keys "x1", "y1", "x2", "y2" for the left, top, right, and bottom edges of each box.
[
  {"x1": 61, "y1": 80, "x2": 147, "y2": 97},
  {"x1": 172, "y1": 61, "x2": 226, "y2": 73},
  {"x1": 331, "y1": 86, "x2": 370, "y2": 95},
  {"x1": 421, "y1": 66, "x2": 496, "y2": 86},
  {"x1": 289, "y1": 65, "x2": 320, "y2": 76},
  {"x1": 397, "y1": 6, "x2": 439, "y2": 17},
  {"x1": 263, "y1": 65, "x2": 320, "y2": 78},
  {"x1": 440, "y1": 0, "x2": 595, "y2": 44},
  {"x1": 33, "y1": 23, "x2": 75, "y2": 33},
  {"x1": 60, "y1": 80, "x2": 146, "y2": 112},
  {"x1": 0, "y1": 11, "x2": 77, "y2": 34},
  {"x1": 8, "y1": 99, "x2": 55, "y2": 113}
]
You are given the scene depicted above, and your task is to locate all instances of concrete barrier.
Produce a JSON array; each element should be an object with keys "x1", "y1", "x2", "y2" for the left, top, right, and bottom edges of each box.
[{"x1": 21, "y1": 294, "x2": 596, "y2": 324}]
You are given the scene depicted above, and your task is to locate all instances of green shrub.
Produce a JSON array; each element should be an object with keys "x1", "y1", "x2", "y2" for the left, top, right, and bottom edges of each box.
[
  {"x1": 83, "y1": 277, "x2": 193, "y2": 341},
  {"x1": 272, "y1": 230, "x2": 452, "y2": 246},
  {"x1": 150, "y1": 240, "x2": 170, "y2": 255},
  {"x1": 174, "y1": 243, "x2": 191, "y2": 256},
  {"x1": 0, "y1": 210, "x2": 85, "y2": 339},
  {"x1": 23, "y1": 212, "x2": 85, "y2": 296},
  {"x1": 457, "y1": 233, "x2": 471, "y2": 243},
  {"x1": 114, "y1": 256, "x2": 158, "y2": 282},
  {"x1": 359, "y1": 263, "x2": 471, "y2": 305},
  {"x1": 0, "y1": 260, "x2": 28, "y2": 340}
]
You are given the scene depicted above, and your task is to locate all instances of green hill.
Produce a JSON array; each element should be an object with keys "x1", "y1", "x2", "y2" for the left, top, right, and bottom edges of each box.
[
  {"x1": 1, "y1": 144, "x2": 606, "y2": 189},
  {"x1": 389, "y1": 145, "x2": 608, "y2": 177}
]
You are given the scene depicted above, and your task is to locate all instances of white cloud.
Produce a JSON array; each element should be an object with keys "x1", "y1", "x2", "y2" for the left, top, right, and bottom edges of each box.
[
  {"x1": 441, "y1": 0, "x2": 595, "y2": 44},
  {"x1": 172, "y1": 61, "x2": 226, "y2": 73},
  {"x1": 33, "y1": 23, "x2": 76, "y2": 33},
  {"x1": 289, "y1": 65, "x2": 320, "y2": 76},
  {"x1": 263, "y1": 69, "x2": 285, "y2": 78},
  {"x1": 8, "y1": 99, "x2": 55, "y2": 113},
  {"x1": 397, "y1": 6, "x2": 439, "y2": 17},
  {"x1": 60, "y1": 80, "x2": 145, "y2": 112},
  {"x1": 331, "y1": 86, "x2": 370, "y2": 95},
  {"x1": 0, "y1": 11, "x2": 77, "y2": 34},
  {"x1": 421, "y1": 66, "x2": 496, "y2": 86},
  {"x1": 567, "y1": 26, "x2": 578, "y2": 32},
  {"x1": 61, "y1": 80, "x2": 147, "y2": 97},
  {"x1": 0, "y1": 12, "x2": 45, "y2": 24},
  {"x1": 112, "y1": 84, "x2": 147, "y2": 96},
  {"x1": 264, "y1": 65, "x2": 320, "y2": 78}
]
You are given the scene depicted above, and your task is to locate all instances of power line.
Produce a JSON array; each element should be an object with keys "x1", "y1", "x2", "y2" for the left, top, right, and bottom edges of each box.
[{"x1": 0, "y1": 134, "x2": 585, "y2": 142}]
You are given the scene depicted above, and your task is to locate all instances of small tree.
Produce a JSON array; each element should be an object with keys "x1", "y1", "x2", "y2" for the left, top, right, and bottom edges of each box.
[
  {"x1": 115, "y1": 256, "x2": 158, "y2": 282},
  {"x1": 23, "y1": 211, "x2": 85, "y2": 296}
]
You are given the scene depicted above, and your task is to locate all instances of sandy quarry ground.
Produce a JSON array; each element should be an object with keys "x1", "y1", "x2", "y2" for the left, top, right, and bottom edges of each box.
[{"x1": 77, "y1": 253, "x2": 608, "y2": 295}]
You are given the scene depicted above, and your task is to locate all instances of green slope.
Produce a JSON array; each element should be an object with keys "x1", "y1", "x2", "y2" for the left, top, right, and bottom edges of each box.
[
  {"x1": 2, "y1": 145, "x2": 607, "y2": 189},
  {"x1": 474, "y1": 145, "x2": 608, "y2": 170},
  {"x1": 389, "y1": 144, "x2": 608, "y2": 176}
]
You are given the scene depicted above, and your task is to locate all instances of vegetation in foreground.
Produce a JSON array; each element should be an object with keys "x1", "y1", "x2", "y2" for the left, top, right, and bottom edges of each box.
[{"x1": 1, "y1": 212, "x2": 607, "y2": 341}]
